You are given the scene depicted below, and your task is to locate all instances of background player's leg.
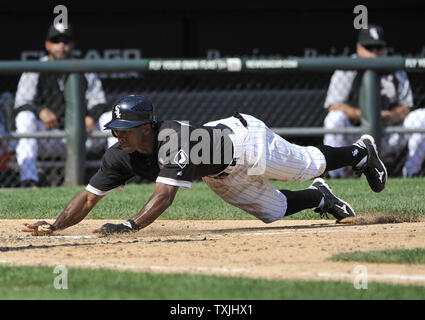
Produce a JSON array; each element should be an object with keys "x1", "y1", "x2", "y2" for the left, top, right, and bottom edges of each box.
[{"x1": 15, "y1": 110, "x2": 40, "y2": 183}]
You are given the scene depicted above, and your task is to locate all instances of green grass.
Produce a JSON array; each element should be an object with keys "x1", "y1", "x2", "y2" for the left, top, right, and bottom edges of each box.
[
  {"x1": 330, "y1": 248, "x2": 425, "y2": 264},
  {"x1": 1, "y1": 178, "x2": 424, "y2": 299},
  {"x1": 1, "y1": 177, "x2": 424, "y2": 220},
  {"x1": 1, "y1": 265, "x2": 425, "y2": 300}
]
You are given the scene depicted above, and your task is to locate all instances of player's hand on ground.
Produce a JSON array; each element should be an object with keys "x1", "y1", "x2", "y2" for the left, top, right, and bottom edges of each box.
[
  {"x1": 93, "y1": 220, "x2": 139, "y2": 237},
  {"x1": 22, "y1": 221, "x2": 54, "y2": 236}
]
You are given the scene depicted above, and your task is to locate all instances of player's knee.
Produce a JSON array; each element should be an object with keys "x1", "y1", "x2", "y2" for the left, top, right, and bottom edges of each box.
[
  {"x1": 324, "y1": 110, "x2": 349, "y2": 129},
  {"x1": 15, "y1": 110, "x2": 38, "y2": 132},
  {"x1": 259, "y1": 217, "x2": 274, "y2": 224},
  {"x1": 404, "y1": 109, "x2": 425, "y2": 129},
  {"x1": 16, "y1": 110, "x2": 36, "y2": 121},
  {"x1": 255, "y1": 213, "x2": 282, "y2": 224}
]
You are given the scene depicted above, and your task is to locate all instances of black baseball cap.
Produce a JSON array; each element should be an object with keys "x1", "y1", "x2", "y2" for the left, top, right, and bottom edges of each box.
[
  {"x1": 357, "y1": 25, "x2": 386, "y2": 47},
  {"x1": 46, "y1": 23, "x2": 73, "y2": 41}
]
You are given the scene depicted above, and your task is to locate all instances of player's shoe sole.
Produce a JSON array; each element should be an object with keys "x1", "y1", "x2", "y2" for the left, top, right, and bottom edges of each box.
[
  {"x1": 312, "y1": 178, "x2": 356, "y2": 221},
  {"x1": 353, "y1": 134, "x2": 387, "y2": 193}
]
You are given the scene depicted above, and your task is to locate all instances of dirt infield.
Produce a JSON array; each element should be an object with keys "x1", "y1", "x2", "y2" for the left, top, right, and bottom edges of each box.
[{"x1": 1, "y1": 218, "x2": 425, "y2": 286}]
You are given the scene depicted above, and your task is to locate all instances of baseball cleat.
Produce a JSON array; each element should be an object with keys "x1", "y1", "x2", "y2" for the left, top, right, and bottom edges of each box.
[
  {"x1": 311, "y1": 178, "x2": 356, "y2": 221},
  {"x1": 353, "y1": 134, "x2": 387, "y2": 193}
]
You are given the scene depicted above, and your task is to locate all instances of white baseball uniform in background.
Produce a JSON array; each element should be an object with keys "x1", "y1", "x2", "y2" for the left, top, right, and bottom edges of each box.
[
  {"x1": 323, "y1": 68, "x2": 425, "y2": 177},
  {"x1": 15, "y1": 111, "x2": 106, "y2": 181},
  {"x1": 14, "y1": 58, "x2": 110, "y2": 182},
  {"x1": 98, "y1": 112, "x2": 118, "y2": 148}
]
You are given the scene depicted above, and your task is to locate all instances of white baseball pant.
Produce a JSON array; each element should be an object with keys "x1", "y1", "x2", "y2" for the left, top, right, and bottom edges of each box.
[
  {"x1": 15, "y1": 110, "x2": 106, "y2": 182},
  {"x1": 202, "y1": 114, "x2": 326, "y2": 223}
]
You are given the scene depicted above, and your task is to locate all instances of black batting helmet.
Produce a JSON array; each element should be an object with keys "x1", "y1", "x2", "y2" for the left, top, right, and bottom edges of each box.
[{"x1": 104, "y1": 95, "x2": 155, "y2": 131}]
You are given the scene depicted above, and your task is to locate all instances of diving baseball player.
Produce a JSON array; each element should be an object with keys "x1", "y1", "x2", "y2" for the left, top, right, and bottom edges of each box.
[{"x1": 22, "y1": 95, "x2": 387, "y2": 236}]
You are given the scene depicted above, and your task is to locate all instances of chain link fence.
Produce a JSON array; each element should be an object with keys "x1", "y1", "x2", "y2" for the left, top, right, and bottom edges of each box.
[
  {"x1": 1, "y1": 66, "x2": 425, "y2": 187},
  {"x1": 0, "y1": 71, "x2": 108, "y2": 187}
]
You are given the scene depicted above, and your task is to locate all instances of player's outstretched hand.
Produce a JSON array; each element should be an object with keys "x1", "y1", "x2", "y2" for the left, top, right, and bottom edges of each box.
[
  {"x1": 93, "y1": 220, "x2": 139, "y2": 237},
  {"x1": 22, "y1": 221, "x2": 54, "y2": 236}
]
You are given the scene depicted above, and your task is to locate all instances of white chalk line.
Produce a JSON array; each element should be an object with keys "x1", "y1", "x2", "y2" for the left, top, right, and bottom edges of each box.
[
  {"x1": 1, "y1": 259, "x2": 423, "y2": 283},
  {"x1": 50, "y1": 235, "x2": 96, "y2": 240},
  {"x1": 239, "y1": 227, "x2": 384, "y2": 237},
  {"x1": 4, "y1": 222, "x2": 417, "y2": 242},
  {"x1": 21, "y1": 229, "x2": 367, "y2": 240},
  {"x1": 144, "y1": 265, "x2": 425, "y2": 283},
  {"x1": 7, "y1": 235, "x2": 96, "y2": 241},
  {"x1": 315, "y1": 272, "x2": 425, "y2": 282}
]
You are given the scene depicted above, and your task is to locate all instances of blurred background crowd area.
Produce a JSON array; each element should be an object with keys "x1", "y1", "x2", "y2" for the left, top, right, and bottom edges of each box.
[{"x1": 0, "y1": 2, "x2": 424, "y2": 187}]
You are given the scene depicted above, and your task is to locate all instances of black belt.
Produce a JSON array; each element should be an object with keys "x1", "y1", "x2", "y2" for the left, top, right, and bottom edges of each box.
[
  {"x1": 233, "y1": 112, "x2": 248, "y2": 128},
  {"x1": 214, "y1": 112, "x2": 247, "y2": 132}
]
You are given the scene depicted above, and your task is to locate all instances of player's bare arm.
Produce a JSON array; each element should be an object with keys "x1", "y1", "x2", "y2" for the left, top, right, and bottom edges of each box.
[
  {"x1": 381, "y1": 105, "x2": 410, "y2": 126},
  {"x1": 131, "y1": 183, "x2": 179, "y2": 229},
  {"x1": 93, "y1": 183, "x2": 179, "y2": 236},
  {"x1": 328, "y1": 103, "x2": 361, "y2": 121},
  {"x1": 38, "y1": 107, "x2": 59, "y2": 129},
  {"x1": 22, "y1": 190, "x2": 103, "y2": 236},
  {"x1": 85, "y1": 115, "x2": 96, "y2": 132}
]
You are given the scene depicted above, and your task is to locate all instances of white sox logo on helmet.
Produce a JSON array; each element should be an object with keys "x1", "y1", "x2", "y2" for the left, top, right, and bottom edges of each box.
[
  {"x1": 114, "y1": 105, "x2": 121, "y2": 119},
  {"x1": 369, "y1": 27, "x2": 379, "y2": 40}
]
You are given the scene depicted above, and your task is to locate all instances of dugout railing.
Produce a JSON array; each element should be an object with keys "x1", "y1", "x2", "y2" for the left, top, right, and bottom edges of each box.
[{"x1": 0, "y1": 57, "x2": 424, "y2": 186}]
